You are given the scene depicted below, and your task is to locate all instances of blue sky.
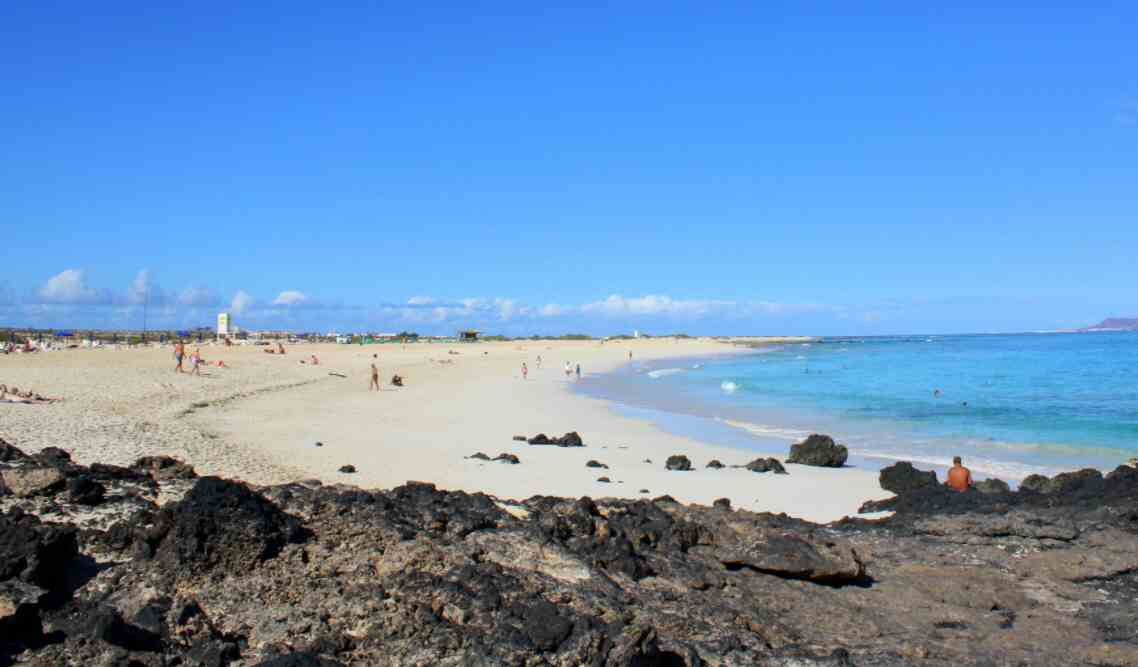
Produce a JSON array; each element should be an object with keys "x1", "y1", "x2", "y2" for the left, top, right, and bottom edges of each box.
[{"x1": 2, "y1": 3, "x2": 1135, "y2": 335}]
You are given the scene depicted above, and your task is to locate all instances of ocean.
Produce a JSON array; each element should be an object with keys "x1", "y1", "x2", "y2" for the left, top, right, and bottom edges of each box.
[{"x1": 577, "y1": 331, "x2": 1138, "y2": 482}]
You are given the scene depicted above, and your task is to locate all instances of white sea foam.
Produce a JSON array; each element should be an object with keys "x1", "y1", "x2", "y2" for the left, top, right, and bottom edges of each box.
[
  {"x1": 691, "y1": 363, "x2": 702, "y2": 369},
  {"x1": 795, "y1": 355, "x2": 806, "y2": 359},
  {"x1": 719, "y1": 418, "x2": 809, "y2": 441},
  {"x1": 646, "y1": 368, "x2": 685, "y2": 379},
  {"x1": 720, "y1": 381, "x2": 738, "y2": 394}
]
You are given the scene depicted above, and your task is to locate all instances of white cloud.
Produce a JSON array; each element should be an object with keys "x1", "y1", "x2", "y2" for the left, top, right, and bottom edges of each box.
[
  {"x1": 178, "y1": 286, "x2": 219, "y2": 307},
  {"x1": 406, "y1": 296, "x2": 435, "y2": 306},
  {"x1": 36, "y1": 269, "x2": 111, "y2": 304},
  {"x1": 581, "y1": 294, "x2": 734, "y2": 318},
  {"x1": 272, "y1": 290, "x2": 308, "y2": 306},
  {"x1": 125, "y1": 270, "x2": 153, "y2": 305},
  {"x1": 231, "y1": 290, "x2": 254, "y2": 314},
  {"x1": 539, "y1": 303, "x2": 567, "y2": 317}
]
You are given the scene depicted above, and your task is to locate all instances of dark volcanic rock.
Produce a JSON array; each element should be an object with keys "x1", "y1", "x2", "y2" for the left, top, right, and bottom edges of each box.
[
  {"x1": 1019, "y1": 474, "x2": 1050, "y2": 494},
  {"x1": 493, "y1": 453, "x2": 520, "y2": 464},
  {"x1": 257, "y1": 653, "x2": 346, "y2": 667},
  {"x1": 512, "y1": 435, "x2": 528, "y2": 442},
  {"x1": 0, "y1": 508, "x2": 78, "y2": 589},
  {"x1": 134, "y1": 455, "x2": 197, "y2": 480},
  {"x1": 743, "y1": 457, "x2": 788, "y2": 474},
  {"x1": 154, "y1": 477, "x2": 306, "y2": 576},
  {"x1": 1020, "y1": 469, "x2": 1104, "y2": 496},
  {"x1": 706, "y1": 459, "x2": 724, "y2": 469},
  {"x1": 974, "y1": 478, "x2": 1011, "y2": 494},
  {"x1": 585, "y1": 460, "x2": 608, "y2": 469},
  {"x1": 529, "y1": 432, "x2": 584, "y2": 447},
  {"x1": 713, "y1": 498, "x2": 731, "y2": 510},
  {"x1": 66, "y1": 476, "x2": 106, "y2": 505},
  {"x1": 338, "y1": 465, "x2": 356, "y2": 473},
  {"x1": 596, "y1": 476, "x2": 611, "y2": 483},
  {"x1": 786, "y1": 434, "x2": 848, "y2": 467},
  {"x1": 33, "y1": 446, "x2": 72, "y2": 465},
  {"x1": 467, "y1": 452, "x2": 491, "y2": 461},
  {"x1": 0, "y1": 439, "x2": 29, "y2": 463},
  {"x1": 665, "y1": 455, "x2": 692, "y2": 471},
  {"x1": 879, "y1": 461, "x2": 938, "y2": 495}
]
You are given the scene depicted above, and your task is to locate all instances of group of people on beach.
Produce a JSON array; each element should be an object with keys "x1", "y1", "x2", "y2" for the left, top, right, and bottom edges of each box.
[
  {"x1": 0, "y1": 384, "x2": 61, "y2": 404},
  {"x1": 519, "y1": 357, "x2": 580, "y2": 380},
  {"x1": 173, "y1": 341, "x2": 206, "y2": 375}
]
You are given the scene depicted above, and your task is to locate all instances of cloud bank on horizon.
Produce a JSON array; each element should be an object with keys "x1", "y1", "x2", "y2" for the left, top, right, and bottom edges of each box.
[{"x1": 0, "y1": 268, "x2": 908, "y2": 335}]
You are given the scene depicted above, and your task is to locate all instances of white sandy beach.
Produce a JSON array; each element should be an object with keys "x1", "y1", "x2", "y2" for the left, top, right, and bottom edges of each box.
[{"x1": 0, "y1": 338, "x2": 891, "y2": 522}]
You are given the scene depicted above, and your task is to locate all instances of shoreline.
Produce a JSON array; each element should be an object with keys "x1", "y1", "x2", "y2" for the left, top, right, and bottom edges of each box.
[{"x1": 0, "y1": 338, "x2": 890, "y2": 523}]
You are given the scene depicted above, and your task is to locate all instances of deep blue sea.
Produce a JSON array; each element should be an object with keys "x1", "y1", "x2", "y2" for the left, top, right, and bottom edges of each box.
[{"x1": 578, "y1": 332, "x2": 1138, "y2": 481}]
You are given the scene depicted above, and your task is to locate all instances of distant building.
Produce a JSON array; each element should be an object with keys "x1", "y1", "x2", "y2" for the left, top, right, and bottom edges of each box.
[
  {"x1": 217, "y1": 313, "x2": 232, "y2": 337},
  {"x1": 458, "y1": 329, "x2": 480, "y2": 342}
]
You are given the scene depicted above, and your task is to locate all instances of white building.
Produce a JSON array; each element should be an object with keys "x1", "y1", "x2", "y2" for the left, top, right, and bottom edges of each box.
[{"x1": 217, "y1": 312, "x2": 232, "y2": 337}]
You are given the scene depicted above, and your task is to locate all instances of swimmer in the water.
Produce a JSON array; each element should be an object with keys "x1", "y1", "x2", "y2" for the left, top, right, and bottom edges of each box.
[{"x1": 934, "y1": 389, "x2": 941, "y2": 397}]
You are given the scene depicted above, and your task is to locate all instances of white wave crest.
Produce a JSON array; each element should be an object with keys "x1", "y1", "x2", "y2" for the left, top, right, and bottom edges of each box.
[
  {"x1": 720, "y1": 381, "x2": 738, "y2": 393},
  {"x1": 646, "y1": 368, "x2": 685, "y2": 379},
  {"x1": 720, "y1": 418, "x2": 810, "y2": 441}
]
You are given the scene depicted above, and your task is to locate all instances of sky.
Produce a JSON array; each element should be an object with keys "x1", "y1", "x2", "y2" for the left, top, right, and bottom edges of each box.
[{"x1": 2, "y1": 3, "x2": 1136, "y2": 336}]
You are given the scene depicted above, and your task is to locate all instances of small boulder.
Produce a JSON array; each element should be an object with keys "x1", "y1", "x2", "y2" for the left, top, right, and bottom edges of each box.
[
  {"x1": 1019, "y1": 474, "x2": 1050, "y2": 494},
  {"x1": 527, "y1": 434, "x2": 552, "y2": 445},
  {"x1": 0, "y1": 439, "x2": 29, "y2": 463},
  {"x1": 338, "y1": 465, "x2": 357, "y2": 474},
  {"x1": 512, "y1": 435, "x2": 528, "y2": 442},
  {"x1": 67, "y1": 476, "x2": 106, "y2": 505},
  {"x1": 555, "y1": 432, "x2": 584, "y2": 447},
  {"x1": 494, "y1": 453, "x2": 520, "y2": 465},
  {"x1": 706, "y1": 460, "x2": 724, "y2": 469},
  {"x1": 33, "y1": 447, "x2": 72, "y2": 466},
  {"x1": 134, "y1": 455, "x2": 197, "y2": 480},
  {"x1": 743, "y1": 457, "x2": 788, "y2": 474},
  {"x1": 585, "y1": 460, "x2": 608, "y2": 469},
  {"x1": 467, "y1": 452, "x2": 491, "y2": 461},
  {"x1": 786, "y1": 434, "x2": 848, "y2": 467},
  {"x1": 314, "y1": 441, "x2": 323, "y2": 447},
  {"x1": 713, "y1": 498, "x2": 731, "y2": 510},
  {"x1": 597, "y1": 476, "x2": 611, "y2": 483},
  {"x1": 879, "y1": 462, "x2": 938, "y2": 495},
  {"x1": 665, "y1": 455, "x2": 692, "y2": 471},
  {"x1": 0, "y1": 467, "x2": 65, "y2": 498},
  {"x1": 974, "y1": 478, "x2": 1011, "y2": 494},
  {"x1": 639, "y1": 489, "x2": 650, "y2": 494}
]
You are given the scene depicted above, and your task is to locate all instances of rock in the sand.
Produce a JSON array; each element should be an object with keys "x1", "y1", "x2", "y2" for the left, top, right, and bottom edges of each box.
[
  {"x1": 786, "y1": 434, "x2": 848, "y2": 467},
  {"x1": 639, "y1": 489, "x2": 650, "y2": 493},
  {"x1": 468, "y1": 452, "x2": 491, "y2": 461},
  {"x1": 585, "y1": 460, "x2": 608, "y2": 469},
  {"x1": 314, "y1": 441, "x2": 323, "y2": 447},
  {"x1": 596, "y1": 477, "x2": 611, "y2": 483},
  {"x1": 66, "y1": 476, "x2": 105, "y2": 505},
  {"x1": 652, "y1": 494, "x2": 678, "y2": 503},
  {"x1": 512, "y1": 435, "x2": 528, "y2": 442},
  {"x1": 743, "y1": 457, "x2": 788, "y2": 474},
  {"x1": 556, "y1": 431, "x2": 584, "y2": 447},
  {"x1": 879, "y1": 462, "x2": 938, "y2": 495},
  {"x1": 0, "y1": 509, "x2": 78, "y2": 589},
  {"x1": 494, "y1": 453, "x2": 520, "y2": 465},
  {"x1": 643, "y1": 458, "x2": 652, "y2": 464},
  {"x1": 713, "y1": 498, "x2": 732, "y2": 510},
  {"x1": 1019, "y1": 474, "x2": 1050, "y2": 494},
  {"x1": 34, "y1": 447, "x2": 72, "y2": 465},
  {"x1": 256, "y1": 653, "x2": 347, "y2": 667},
  {"x1": 338, "y1": 465, "x2": 356, "y2": 474},
  {"x1": 706, "y1": 459, "x2": 724, "y2": 469},
  {"x1": 0, "y1": 467, "x2": 65, "y2": 498},
  {"x1": 134, "y1": 455, "x2": 197, "y2": 480},
  {"x1": 1020, "y1": 469, "x2": 1103, "y2": 496},
  {"x1": 0, "y1": 439, "x2": 29, "y2": 463},
  {"x1": 154, "y1": 477, "x2": 306, "y2": 575},
  {"x1": 527, "y1": 433, "x2": 552, "y2": 445},
  {"x1": 665, "y1": 455, "x2": 692, "y2": 471}
]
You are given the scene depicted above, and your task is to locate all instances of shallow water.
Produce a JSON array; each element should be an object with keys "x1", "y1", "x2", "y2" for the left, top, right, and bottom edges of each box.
[{"x1": 578, "y1": 331, "x2": 1138, "y2": 480}]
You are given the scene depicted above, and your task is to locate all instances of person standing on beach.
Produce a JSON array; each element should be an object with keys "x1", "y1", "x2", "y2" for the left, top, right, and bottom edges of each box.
[
  {"x1": 536, "y1": 355, "x2": 542, "y2": 368},
  {"x1": 946, "y1": 456, "x2": 973, "y2": 492},
  {"x1": 522, "y1": 362, "x2": 528, "y2": 380},
  {"x1": 370, "y1": 362, "x2": 380, "y2": 391},
  {"x1": 564, "y1": 362, "x2": 571, "y2": 377},
  {"x1": 174, "y1": 341, "x2": 185, "y2": 373},
  {"x1": 575, "y1": 363, "x2": 581, "y2": 379},
  {"x1": 190, "y1": 348, "x2": 202, "y2": 376}
]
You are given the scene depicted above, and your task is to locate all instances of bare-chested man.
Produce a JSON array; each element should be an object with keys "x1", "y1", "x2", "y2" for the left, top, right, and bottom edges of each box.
[
  {"x1": 946, "y1": 456, "x2": 973, "y2": 492},
  {"x1": 174, "y1": 341, "x2": 185, "y2": 373},
  {"x1": 370, "y1": 362, "x2": 380, "y2": 391}
]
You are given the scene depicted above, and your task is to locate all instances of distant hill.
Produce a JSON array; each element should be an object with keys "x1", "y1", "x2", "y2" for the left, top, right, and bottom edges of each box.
[{"x1": 1082, "y1": 318, "x2": 1138, "y2": 331}]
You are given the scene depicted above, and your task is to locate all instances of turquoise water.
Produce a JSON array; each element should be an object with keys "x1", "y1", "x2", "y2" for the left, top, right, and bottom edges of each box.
[{"x1": 579, "y1": 332, "x2": 1138, "y2": 480}]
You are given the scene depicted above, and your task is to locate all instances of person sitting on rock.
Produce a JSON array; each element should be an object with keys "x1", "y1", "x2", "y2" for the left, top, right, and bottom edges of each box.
[{"x1": 946, "y1": 456, "x2": 973, "y2": 492}]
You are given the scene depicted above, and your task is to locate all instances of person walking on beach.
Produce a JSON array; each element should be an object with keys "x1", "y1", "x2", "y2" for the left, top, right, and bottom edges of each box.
[
  {"x1": 946, "y1": 456, "x2": 973, "y2": 492},
  {"x1": 575, "y1": 363, "x2": 581, "y2": 379},
  {"x1": 522, "y1": 362, "x2": 528, "y2": 380},
  {"x1": 370, "y1": 362, "x2": 380, "y2": 391},
  {"x1": 174, "y1": 341, "x2": 185, "y2": 373},
  {"x1": 190, "y1": 348, "x2": 202, "y2": 376},
  {"x1": 536, "y1": 355, "x2": 542, "y2": 368},
  {"x1": 564, "y1": 362, "x2": 571, "y2": 377}
]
